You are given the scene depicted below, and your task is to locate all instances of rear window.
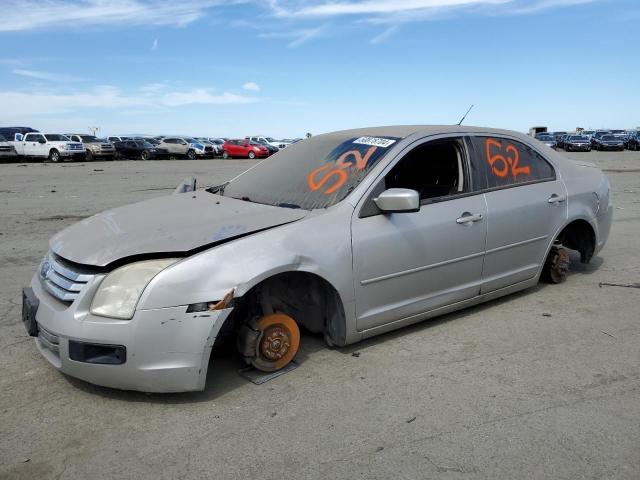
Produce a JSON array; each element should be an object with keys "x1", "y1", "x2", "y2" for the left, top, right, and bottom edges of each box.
[
  {"x1": 44, "y1": 134, "x2": 69, "y2": 141},
  {"x1": 471, "y1": 136, "x2": 556, "y2": 189}
]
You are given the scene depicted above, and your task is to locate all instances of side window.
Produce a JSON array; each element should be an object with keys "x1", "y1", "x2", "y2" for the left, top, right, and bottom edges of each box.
[
  {"x1": 384, "y1": 138, "x2": 468, "y2": 204},
  {"x1": 27, "y1": 134, "x2": 45, "y2": 142},
  {"x1": 470, "y1": 136, "x2": 555, "y2": 189}
]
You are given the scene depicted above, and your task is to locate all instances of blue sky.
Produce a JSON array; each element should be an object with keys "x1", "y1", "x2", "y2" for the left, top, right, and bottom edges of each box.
[{"x1": 0, "y1": 0, "x2": 637, "y2": 138}]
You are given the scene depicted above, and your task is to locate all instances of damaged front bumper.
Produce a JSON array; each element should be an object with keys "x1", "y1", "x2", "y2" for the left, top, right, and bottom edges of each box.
[{"x1": 25, "y1": 273, "x2": 233, "y2": 393}]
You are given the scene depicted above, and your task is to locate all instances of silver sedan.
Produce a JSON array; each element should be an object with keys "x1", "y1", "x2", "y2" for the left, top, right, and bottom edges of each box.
[{"x1": 22, "y1": 125, "x2": 613, "y2": 392}]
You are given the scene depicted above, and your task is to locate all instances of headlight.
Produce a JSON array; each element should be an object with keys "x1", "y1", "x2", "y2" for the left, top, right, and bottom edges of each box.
[{"x1": 90, "y1": 258, "x2": 179, "y2": 319}]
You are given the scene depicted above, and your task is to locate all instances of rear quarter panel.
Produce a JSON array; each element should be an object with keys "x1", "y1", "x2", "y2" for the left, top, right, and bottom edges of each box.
[{"x1": 553, "y1": 155, "x2": 613, "y2": 254}]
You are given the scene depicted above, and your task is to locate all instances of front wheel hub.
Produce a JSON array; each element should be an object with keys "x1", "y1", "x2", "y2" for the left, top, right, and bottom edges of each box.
[{"x1": 251, "y1": 313, "x2": 300, "y2": 372}]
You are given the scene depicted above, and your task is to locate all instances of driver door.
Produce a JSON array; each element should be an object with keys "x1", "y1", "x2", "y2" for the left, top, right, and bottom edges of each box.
[
  {"x1": 23, "y1": 133, "x2": 45, "y2": 156},
  {"x1": 351, "y1": 137, "x2": 487, "y2": 332}
]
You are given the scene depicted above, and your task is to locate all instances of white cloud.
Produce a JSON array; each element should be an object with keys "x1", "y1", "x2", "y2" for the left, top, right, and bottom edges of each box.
[
  {"x1": 151, "y1": 38, "x2": 159, "y2": 51},
  {"x1": 242, "y1": 82, "x2": 261, "y2": 91},
  {"x1": 12, "y1": 69, "x2": 85, "y2": 82},
  {"x1": 263, "y1": 0, "x2": 602, "y2": 43},
  {"x1": 266, "y1": 0, "x2": 602, "y2": 19},
  {"x1": 260, "y1": 24, "x2": 330, "y2": 48},
  {"x1": 161, "y1": 89, "x2": 258, "y2": 106},
  {"x1": 0, "y1": 85, "x2": 259, "y2": 116},
  {"x1": 139, "y1": 82, "x2": 169, "y2": 94},
  {"x1": 0, "y1": 0, "x2": 239, "y2": 32}
]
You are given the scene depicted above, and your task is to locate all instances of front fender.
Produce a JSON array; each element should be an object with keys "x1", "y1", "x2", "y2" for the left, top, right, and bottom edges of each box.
[{"x1": 136, "y1": 206, "x2": 355, "y2": 312}]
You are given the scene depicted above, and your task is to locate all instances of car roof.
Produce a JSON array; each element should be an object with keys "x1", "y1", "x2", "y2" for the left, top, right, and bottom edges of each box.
[{"x1": 311, "y1": 125, "x2": 538, "y2": 143}]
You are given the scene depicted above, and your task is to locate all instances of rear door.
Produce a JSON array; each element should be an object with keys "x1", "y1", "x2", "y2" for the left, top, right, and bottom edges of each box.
[
  {"x1": 468, "y1": 135, "x2": 567, "y2": 292},
  {"x1": 231, "y1": 140, "x2": 242, "y2": 156}
]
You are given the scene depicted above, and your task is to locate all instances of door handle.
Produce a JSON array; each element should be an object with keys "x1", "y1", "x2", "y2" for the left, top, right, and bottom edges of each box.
[
  {"x1": 456, "y1": 212, "x2": 483, "y2": 225},
  {"x1": 548, "y1": 194, "x2": 566, "y2": 204}
]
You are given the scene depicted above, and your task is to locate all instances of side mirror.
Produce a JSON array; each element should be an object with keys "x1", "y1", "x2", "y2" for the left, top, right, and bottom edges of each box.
[{"x1": 374, "y1": 188, "x2": 420, "y2": 213}]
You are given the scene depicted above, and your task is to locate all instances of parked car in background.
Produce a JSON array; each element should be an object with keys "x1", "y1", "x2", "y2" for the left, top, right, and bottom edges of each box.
[
  {"x1": 624, "y1": 131, "x2": 640, "y2": 150},
  {"x1": 556, "y1": 134, "x2": 571, "y2": 150},
  {"x1": 0, "y1": 127, "x2": 39, "y2": 146},
  {"x1": 563, "y1": 135, "x2": 592, "y2": 152},
  {"x1": 247, "y1": 136, "x2": 290, "y2": 149},
  {"x1": 589, "y1": 131, "x2": 610, "y2": 148},
  {"x1": 581, "y1": 130, "x2": 595, "y2": 139},
  {"x1": 195, "y1": 138, "x2": 224, "y2": 156},
  {"x1": 208, "y1": 138, "x2": 225, "y2": 155},
  {"x1": 66, "y1": 134, "x2": 116, "y2": 161},
  {"x1": 107, "y1": 136, "x2": 134, "y2": 143},
  {"x1": 535, "y1": 134, "x2": 557, "y2": 149},
  {"x1": 592, "y1": 134, "x2": 625, "y2": 151},
  {"x1": 14, "y1": 133, "x2": 84, "y2": 162},
  {"x1": 223, "y1": 139, "x2": 270, "y2": 159},
  {"x1": 113, "y1": 139, "x2": 169, "y2": 160},
  {"x1": 0, "y1": 134, "x2": 18, "y2": 161},
  {"x1": 246, "y1": 136, "x2": 280, "y2": 153},
  {"x1": 159, "y1": 137, "x2": 214, "y2": 159}
]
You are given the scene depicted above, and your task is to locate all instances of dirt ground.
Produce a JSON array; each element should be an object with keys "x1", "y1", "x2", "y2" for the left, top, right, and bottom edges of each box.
[{"x1": 0, "y1": 151, "x2": 639, "y2": 479}]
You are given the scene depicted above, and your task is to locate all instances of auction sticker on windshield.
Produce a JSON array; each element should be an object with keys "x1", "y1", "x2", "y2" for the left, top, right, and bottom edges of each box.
[{"x1": 353, "y1": 137, "x2": 397, "y2": 148}]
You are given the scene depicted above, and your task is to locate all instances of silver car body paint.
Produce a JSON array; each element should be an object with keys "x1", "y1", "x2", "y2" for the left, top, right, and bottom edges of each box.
[{"x1": 28, "y1": 125, "x2": 613, "y2": 392}]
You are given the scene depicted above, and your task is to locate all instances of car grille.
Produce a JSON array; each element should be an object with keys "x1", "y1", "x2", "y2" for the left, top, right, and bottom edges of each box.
[
  {"x1": 40, "y1": 254, "x2": 96, "y2": 303},
  {"x1": 100, "y1": 145, "x2": 115, "y2": 152},
  {"x1": 68, "y1": 144, "x2": 84, "y2": 151},
  {"x1": 205, "y1": 146, "x2": 213, "y2": 152}
]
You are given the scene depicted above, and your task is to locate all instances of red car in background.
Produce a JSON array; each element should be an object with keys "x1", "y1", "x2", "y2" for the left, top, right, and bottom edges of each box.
[{"x1": 222, "y1": 139, "x2": 270, "y2": 159}]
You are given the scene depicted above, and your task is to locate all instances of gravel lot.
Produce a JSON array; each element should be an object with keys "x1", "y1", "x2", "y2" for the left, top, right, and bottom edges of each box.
[{"x1": 1, "y1": 152, "x2": 639, "y2": 480}]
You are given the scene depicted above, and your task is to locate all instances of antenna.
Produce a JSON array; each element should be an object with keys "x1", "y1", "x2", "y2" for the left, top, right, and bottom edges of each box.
[{"x1": 457, "y1": 105, "x2": 474, "y2": 126}]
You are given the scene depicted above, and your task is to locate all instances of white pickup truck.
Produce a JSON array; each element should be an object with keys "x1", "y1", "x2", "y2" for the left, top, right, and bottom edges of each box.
[{"x1": 15, "y1": 132, "x2": 85, "y2": 162}]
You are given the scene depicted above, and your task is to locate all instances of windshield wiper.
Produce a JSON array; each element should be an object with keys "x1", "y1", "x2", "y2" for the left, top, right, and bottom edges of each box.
[{"x1": 205, "y1": 181, "x2": 229, "y2": 195}]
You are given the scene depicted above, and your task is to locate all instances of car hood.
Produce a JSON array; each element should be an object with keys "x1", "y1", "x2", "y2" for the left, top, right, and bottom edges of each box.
[{"x1": 50, "y1": 191, "x2": 307, "y2": 267}]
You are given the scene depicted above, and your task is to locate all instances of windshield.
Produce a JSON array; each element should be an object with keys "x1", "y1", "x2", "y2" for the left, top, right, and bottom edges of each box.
[
  {"x1": 221, "y1": 134, "x2": 401, "y2": 209},
  {"x1": 135, "y1": 141, "x2": 154, "y2": 148},
  {"x1": 183, "y1": 137, "x2": 198, "y2": 144},
  {"x1": 265, "y1": 137, "x2": 276, "y2": 142},
  {"x1": 570, "y1": 136, "x2": 588, "y2": 141},
  {"x1": 80, "y1": 135, "x2": 98, "y2": 142},
  {"x1": 0, "y1": 134, "x2": 6, "y2": 142},
  {"x1": 45, "y1": 134, "x2": 70, "y2": 141},
  {"x1": 537, "y1": 135, "x2": 553, "y2": 141}
]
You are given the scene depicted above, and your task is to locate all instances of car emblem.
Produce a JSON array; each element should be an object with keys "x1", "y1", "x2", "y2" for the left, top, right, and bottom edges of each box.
[{"x1": 40, "y1": 261, "x2": 52, "y2": 279}]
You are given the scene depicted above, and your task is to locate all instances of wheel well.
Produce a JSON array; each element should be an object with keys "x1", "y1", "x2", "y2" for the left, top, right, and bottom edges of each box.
[
  {"x1": 557, "y1": 219, "x2": 596, "y2": 263},
  {"x1": 215, "y1": 271, "x2": 346, "y2": 349}
]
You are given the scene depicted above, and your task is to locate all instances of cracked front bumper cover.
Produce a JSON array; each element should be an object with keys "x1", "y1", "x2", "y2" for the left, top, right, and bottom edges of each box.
[{"x1": 27, "y1": 274, "x2": 233, "y2": 393}]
